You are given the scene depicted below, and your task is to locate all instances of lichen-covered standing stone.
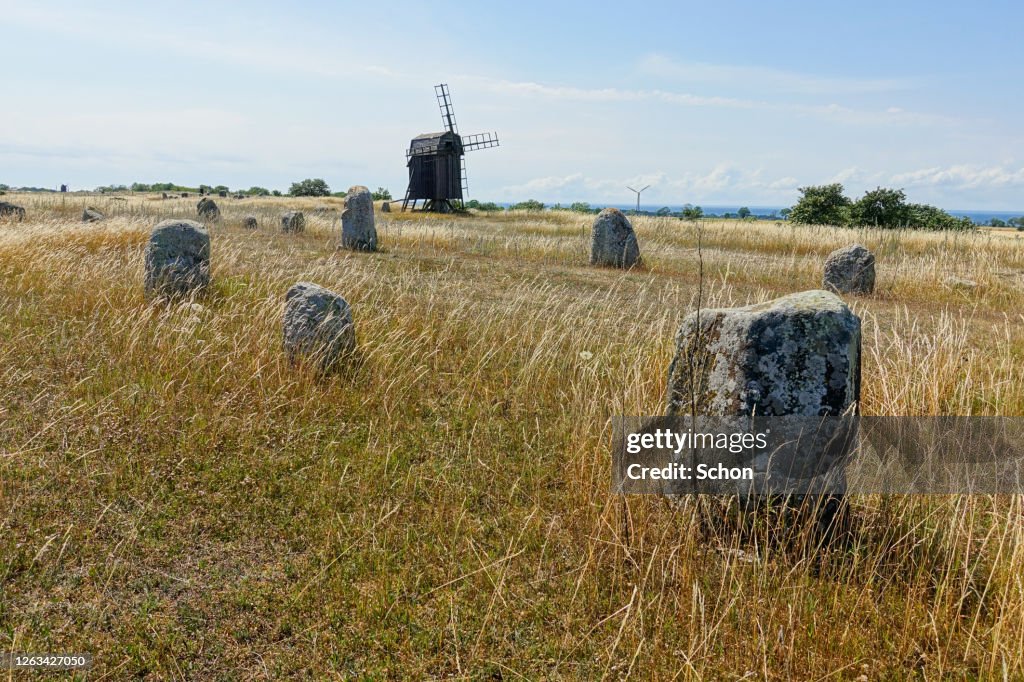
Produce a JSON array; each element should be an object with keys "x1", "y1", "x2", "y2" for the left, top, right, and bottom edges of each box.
[
  {"x1": 822, "y1": 244, "x2": 875, "y2": 295},
  {"x1": 0, "y1": 202, "x2": 25, "y2": 221},
  {"x1": 281, "y1": 211, "x2": 305, "y2": 233},
  {"x1": 242, "y1": 215, "x2": 258, "y2": 230},
  {"x1": 667, "y1": 290, "x2": 860, "y2": 417},
  {"x1": 666, "y1": 289, "x2": 861, "y2": 498},
  {"x1": 82, "y1": 207, "x2": 104, "y2": 223},
  {"x1": 282, "y1": 282, "x2": 356, "y2": 371},
  {"x1": 381, "y1": 201, "x2": 391, "y2": 213},
  {"x1": 590, "y1": 207, "x2": 640, "y2": 268},
  {"x1": 144, "y1": 219, "x2": 211, "y2": 297},
  {"x1": 341, "y1": 186, "x2": 377, "y2": 251},
  {"x1": 196, "y1": 197, "x2": 220, "y2": 221}
]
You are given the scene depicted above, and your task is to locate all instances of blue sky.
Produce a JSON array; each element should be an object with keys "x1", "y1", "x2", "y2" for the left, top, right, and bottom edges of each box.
[{"x1": 2, "y1": 0, "x2": 1023, "y2": 209}]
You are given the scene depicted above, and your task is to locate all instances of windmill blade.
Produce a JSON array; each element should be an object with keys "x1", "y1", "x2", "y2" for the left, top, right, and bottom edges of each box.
[
  {"x1": 435, "y1": 83, "x2": 459, "y2": 135},
  {"x1": 461, "y1": 158, "x2": 469, "y2": 197},
  {"x1": 626, "y1": 186, "x2": 638, "y2": 193},
  {"x1": 462, "y1": 132, "x2": 499, "y2": 153}
]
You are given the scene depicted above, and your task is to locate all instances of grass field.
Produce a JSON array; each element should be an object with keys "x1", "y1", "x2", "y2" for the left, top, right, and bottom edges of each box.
[{"x1": 2, "y1": 192, "x2": 1024, "y2": 679}]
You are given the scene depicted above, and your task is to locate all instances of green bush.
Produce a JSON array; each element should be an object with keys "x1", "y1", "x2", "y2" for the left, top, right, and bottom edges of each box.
[
  {"x1": 789, "y1": 184, "x2": 852, "y2": 225},
  {"x1": 289, "y1": 178, "x2": 331, "y2": 197},
  {"x1": 510, "y1": 199, "x2": 545, "y2": 211}
]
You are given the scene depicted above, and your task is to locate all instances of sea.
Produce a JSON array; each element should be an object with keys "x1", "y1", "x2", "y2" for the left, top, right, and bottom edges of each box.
[{"x1": 509, "y1": 203, "x2": 1024, "y2": 225}]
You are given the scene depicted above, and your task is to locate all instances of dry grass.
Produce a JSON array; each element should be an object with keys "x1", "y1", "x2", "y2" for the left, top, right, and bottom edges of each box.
[{"x1": 2, "y1": 192, "x2": 1024, "y2": 678}]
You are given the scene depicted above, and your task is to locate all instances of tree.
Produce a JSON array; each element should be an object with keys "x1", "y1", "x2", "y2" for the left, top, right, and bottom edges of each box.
[
  {"x1": 271, "y1": 190, "x2": 282, "y2": 197},
  {"x1": 130, "y1": 182, "x2": 151, "y2": 192},
  {"x1": 737, "y1": 206, "x2": 751, "y2": 219},
  {"x1": 213, "y1": 185, "x2": 230, "y2": 194},
  {"x1": 372, "y1": 187, "x2": 392, "y2": 201},
  {"x1": 780, "y1": 208, "x2": 791, "y2": 220},
  {"x1": 903, "y1": 203, "x2": 974, "y2": 231},
  {"x1": 466, "y1": 199, "x2": 502, "y2": 211},
  {"x1": 246, "y1": 186, "x2": 271, "y2": 196},
  {"x1": 289, "y1": 178, "x2": 331, "y2": 197},
  {"x1": 851, "y1": 187, "x2": 909, "y2": 228},
  {"x1": 990, "y1": 218, "x2": 1007, "y2": 228},
  {"x1": 199, "y1": 184, "x2": 212, "y2": 195},
  {"x1": 570, "y1": 202, "x2": 594, "y2": 213},
  {"x1": 789, "y1": 184, "x2": 851, "y2": 226},
  {"x1": 681, "y1": 204, "x2": 703, "y2": 220},
  {"x1": 656, "y1": 206, "x2": 672, "y2": 216},
  {"x1": 510, "y1": 199, "x2": 545, "y2": 211}
]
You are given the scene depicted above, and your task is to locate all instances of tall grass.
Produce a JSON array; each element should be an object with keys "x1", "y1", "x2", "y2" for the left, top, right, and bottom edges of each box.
[{"x1": 1, "y1": 193, "x2": 1023, "y2": 678}]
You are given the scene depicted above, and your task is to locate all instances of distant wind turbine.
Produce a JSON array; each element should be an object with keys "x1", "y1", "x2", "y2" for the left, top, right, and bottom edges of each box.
[{"x1": 626, "y1": 185, "x2": 651, "y2": 214}]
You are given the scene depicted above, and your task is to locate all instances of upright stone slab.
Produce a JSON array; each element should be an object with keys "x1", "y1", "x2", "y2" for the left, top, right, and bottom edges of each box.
[
  {"x1": 196, "y1": 197, "x2": 220, "y2": 221},
  {"x1": 667, "y1": 290, "x2": 860, "y2": 417},
  {"x1": 341, "y1": 186, "x2": 377, "y2": 251},
  {"x1": 822, "y1": 244, "x2": 875, "y2": 295},
  {"x1": 281, "y1": 211, "x2": 305, "y2": 233},
  {"x1": 0, "y1": 202, "x2": 25, "y2": 221},
  {"x1": 82, "y1": 207, "x2": 104, "y2": 223},
  {"x1": 590, "y1": 208, "x2": 640, "y2": 268},
  {"x1": 381, "y1": 201, "x2": 391, "y2": 213},
  {"x1": 283, "y1": 282, "x2": 356, "y2": 372},
  {"x1": 242, "y1": 215, "x2": 258, "y2": 230},
  {"x1": 144, "y1": 219, "x2": 211, "y2": 297},
  {"x1": 665, "y1": 290, "x2": 861, "y2": 499}
]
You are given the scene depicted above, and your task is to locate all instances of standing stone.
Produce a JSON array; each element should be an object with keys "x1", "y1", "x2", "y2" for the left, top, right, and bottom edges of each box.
[
  {"x1": 0, "y1": 202, "x2": 26, "y2": 221},
  {"x1": 144, "y1": 219, "x2": 211, "y2": 297},
  {"x1": 381, "y1": 201, "x2": 391, "y2": 213},
  {"x1": 590, "y1": 208, "x2": 640, "y2": 268},
  {"x1": 197, "y1": 197, "x2": 220, "y2": 221},
  {"x1": 665, "y1": 290, "x2": 860, "y2": 500},
  {"x1": 82, "y1": 207, "x2": 104, "y2": 223},
  {"x1": 242, "y1": 216, "x2": 258, "y2": 230},
  {"x1": 822, "y1": 244, "x2": 875, "y2": 295},
  {"x1": 282, "y1": 282, "x2": 356, "y2": 372},
  {"x1": 281, "y1": 211, "x2": 305, "y2": 233},
  {"x1": 667, "y1": 290, "x2": 860, "y2": 417},
  {"x1": 218, "y1": 190, "x2": 228, "y2": 198},
  {"x1": 341, "y1": 185, "x2": 378, "y2": 251}
]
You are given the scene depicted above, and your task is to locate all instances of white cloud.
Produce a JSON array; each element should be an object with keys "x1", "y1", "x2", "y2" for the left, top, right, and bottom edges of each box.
[
  {"x1": 463, "y1": 76, "x2": 956, "y2": 128},
  {"x1": 637, "y1": 54, "x2": 914, "y2": 95}
]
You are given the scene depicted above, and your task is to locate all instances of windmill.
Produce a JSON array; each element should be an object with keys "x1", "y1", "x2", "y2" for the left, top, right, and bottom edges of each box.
[{"x1": 401, "y1": 84, "x2": 500, "y2": 212}]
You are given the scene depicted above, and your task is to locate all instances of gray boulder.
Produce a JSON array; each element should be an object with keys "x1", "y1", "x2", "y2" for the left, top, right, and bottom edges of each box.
[
  {"x1": 381, "y1": 201, "x2": 391, "y2": 213},
  {"x1": 341, "y1": 185, "x2": 378, "y2": 251},
  {"x1": 666, "y1": 290, "x2": 861, "y2": 498},
  {"x1": 667, "y1": 290, "x2": 860, "y2": 417},
  {"x1": 196, "y1": 197, "x2": 220, "y2": 221},
  {"x1": 0, "y1": 201, "x2": 25, "y2": 221},
  {"x1": 590, "y1": 208, "x2": 640, "y2": 268},
  {"x1": 281, "y1": 211, "x2": 305, "y2": 233},
  {"x1": 242, "y1": 216, "x2": 258, "y2": 230},
  {"x1": 82, "y1": 207, "x2": 104, "y2": 223},
  {"x1": 144, "y1": 219, "x2": 211, "y2": 298},
  {"x1": 822, "y1": 244, "x2": 875, "y2": 295},
  {"x1": 283, "y1": 282, "x2": 356, "y2": 372}
]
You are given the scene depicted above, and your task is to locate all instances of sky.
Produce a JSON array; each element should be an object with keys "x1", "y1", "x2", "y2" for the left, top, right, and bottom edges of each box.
[{"x1": 2, "y1": 0, "x2": 1023, "y2": 210}]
